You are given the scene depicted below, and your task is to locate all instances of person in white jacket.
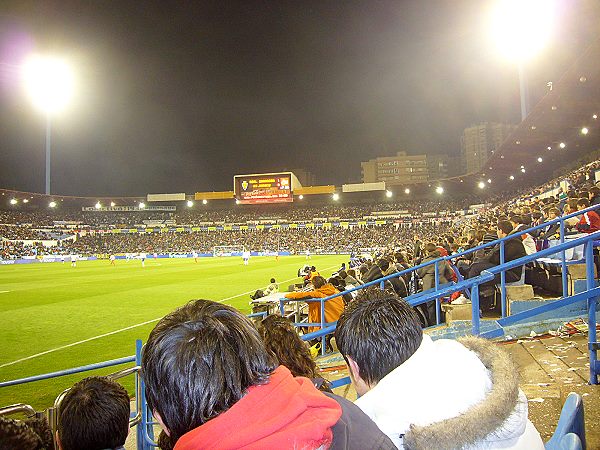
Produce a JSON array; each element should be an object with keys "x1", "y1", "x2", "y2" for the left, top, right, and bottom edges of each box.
[{"x1": 335, "y1": 292, "x2": 544, "y2": 450}]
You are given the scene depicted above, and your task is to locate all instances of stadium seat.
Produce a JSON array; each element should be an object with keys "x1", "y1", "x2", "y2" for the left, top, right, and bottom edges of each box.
[
  {"x1": 557, "y1": 433, "x2": 583, "y2": 450},
  {"x1": 545, "y1": 392, "x2": 586, "y2": 450}
]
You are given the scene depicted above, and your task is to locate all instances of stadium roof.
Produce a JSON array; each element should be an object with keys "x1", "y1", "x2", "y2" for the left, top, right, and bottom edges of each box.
[{"x1": 479, "y1": 38, "x2": 600, "y2": 188}]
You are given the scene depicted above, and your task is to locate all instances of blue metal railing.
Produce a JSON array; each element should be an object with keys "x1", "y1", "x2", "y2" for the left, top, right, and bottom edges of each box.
[{"x1": 280, "y1": 204, "x2": 600, "y2": 349}]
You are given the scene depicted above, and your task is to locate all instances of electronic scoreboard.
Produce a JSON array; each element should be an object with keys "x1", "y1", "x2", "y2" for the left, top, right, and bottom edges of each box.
[{"x1": 234, "y1": 173, "x2": 295, "y2": 204}]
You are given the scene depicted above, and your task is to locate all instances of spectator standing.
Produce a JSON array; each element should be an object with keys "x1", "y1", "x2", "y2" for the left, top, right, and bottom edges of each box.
[{"x1": 285, "y1": 276, "x2": 344, "y2": 333}]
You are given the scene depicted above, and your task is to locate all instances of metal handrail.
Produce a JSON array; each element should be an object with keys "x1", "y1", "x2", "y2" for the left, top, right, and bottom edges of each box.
[
  {"x1": 279, "y1": 204, "x2": 600, "y2": 339},
  {"x1": 0, "y1": 403, "x2": 37, "y2": 417},
  {"x1": 0, "y1": 355, "x2": 136, "y2": 388}
]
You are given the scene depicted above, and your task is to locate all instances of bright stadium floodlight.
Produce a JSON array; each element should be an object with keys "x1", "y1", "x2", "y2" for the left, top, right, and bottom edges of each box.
[
  {"x1": 10, "y1": 198, "x2": 18, "y2": 205},
  {"x1": 95, "y1": 202, "x2": 102, "y2": 209},
  {"x1": 23, "y1": 198, "x2": 29, "y2": 204},
  {"x1": 110, "y1": 201, "x2": 116, "y2": 207},
  {"x1": 478, "y1": 181, "x2": 486, "y2": 189},
  {"x1": 202, "y1": 199, "x2": 208, "y2": 205},
  {"x1": 332, "y1": 193, "x2": 340, "y2": 201},
  {"x1": 435, "y1": 186, "x2": 444, "y2": 195},
  {"x1": 298, "y1": 195, "x2": 304, "y2": 200},
  {"x1": 559, "y1": 142, "x2": 566, "y2": 149},
  {"x1": 489, "y1": 0, "x2": 556, "y2": 62},
  {"x1": 547, "y1": 146, "x2": 551, "y2": 150},
  {"x1": 138, "y1": 202, "x2": 145, "y2": 209},
  {"x1": 521, "y1": 168, "x2": 526, "y2": 173},
  {"x1": 187, "y1": 200, "x2": 194, "y2": 207},
  {"x1": 404, "y1": 188, "x2": 410, "y2": 194},
  {"x1": 509, "y1": 175, "x2": 515, "y2": 180},
  {"x1": 23, "y1": 56, "x2": 75, "y2": 115},
  {"x1": 537, "y1": 157, "x2": 543, "y2": 162},
  {"x1": 22, "y1": 55, "x2": 75, "y2": 195},
  {"x1": 593, "y1": 114, "x2": 597, "y2": 120},
  {"x1": 385, "y1": 190, "x2": 393, "y2": 198},
  {"x1": 489, "y1": 0, "x2": 557, "y2": 121},
  {"x1": 487, "y1": 178, "x2": 492, "y2": 184},
  {"x1": 49, "y1": 201, "x2": 57, "y2": 208},
  {"x1": 581, "y1": 127, "x2": 589, "y2": 135}
]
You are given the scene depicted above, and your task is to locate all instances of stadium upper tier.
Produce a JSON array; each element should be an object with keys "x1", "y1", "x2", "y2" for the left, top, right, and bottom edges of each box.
[{"x1": 0, "y1": 159, "x2": 598, "y2": 258}]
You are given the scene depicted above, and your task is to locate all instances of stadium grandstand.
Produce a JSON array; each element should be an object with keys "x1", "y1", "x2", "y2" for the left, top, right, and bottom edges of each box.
[{"x1": 2, "y1": 6, "x2": 600, "y2": 450}]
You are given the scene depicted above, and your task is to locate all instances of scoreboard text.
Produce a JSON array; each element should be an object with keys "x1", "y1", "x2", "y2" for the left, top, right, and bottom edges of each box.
[{"x1": 234, "y1": 174, "x2": 293, "y2": 204}]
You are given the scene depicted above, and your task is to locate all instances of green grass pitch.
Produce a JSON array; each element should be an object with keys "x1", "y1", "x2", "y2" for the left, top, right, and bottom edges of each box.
[{"x1": 0, "y1": 255, "x2": 347, "y2": 410}]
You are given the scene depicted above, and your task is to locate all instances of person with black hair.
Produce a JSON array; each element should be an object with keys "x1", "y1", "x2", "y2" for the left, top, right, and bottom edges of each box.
[
  {"x1": 57, "y1": 376, "x2": 130, "y2": 450},
  {"x1": 576, "y1": 197, "x2": 600, "y2": 233},
  {"x1": 0, "y1": 416, "x2": 53, "y2": 450},
  {"x1": 142, "y1": 299, "x2": 395, "y2": 449},
  {"x1": 335, "y1": 294, "x2": 543, "y2": 449}
]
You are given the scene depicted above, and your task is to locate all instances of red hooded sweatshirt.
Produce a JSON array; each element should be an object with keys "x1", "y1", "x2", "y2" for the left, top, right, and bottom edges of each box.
[{"x1": 174, "y1": 366, "x2": 342, "y2": 450}]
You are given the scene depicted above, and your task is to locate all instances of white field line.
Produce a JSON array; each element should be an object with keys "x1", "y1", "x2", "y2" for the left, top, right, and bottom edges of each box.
[
  {"x1": 0, "y1": 262, "x2": 341, "y2": 368},
  {"x1": 0, "y1": 291, "x2": 9, "y2": 294}
]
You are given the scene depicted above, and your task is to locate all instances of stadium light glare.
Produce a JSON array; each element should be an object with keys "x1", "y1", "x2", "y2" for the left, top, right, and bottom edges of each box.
[
  {"x1": 138, "y1": 202, "x2": 145, "y2": 209},
  {"x1": 385, "y1": 190, "x2": 393, "y2": 198},
  {"x1": 435, "y1": 186, "x2": 444, "y2": 195},
  {"x1": 559, "y1": 142, "x2": 566, "y2": 149},
  {"x1": 110, "y1": 201, "x2": 116, "y2": 207},
  {"x1": 509, "y1": 175, "x2": 515, "y2": 180},
  {"x1": 22, "y1": 55, "x2": 75, "y2": 196},
  {"x1": 521, "y1": 168, "x2": 526, "y2": 173},
  {"x1": 187, "y1": 200, "x2": 194, "y2": 207},
  {"x1": 537, "y1": 157, "x2": 543, "y2": 162},
  {"x1": 95, "y1": 202, "x2": 101, "y2": 209},
  {"x1": 10, "y1": 198, "x2": 18, "y2": 205},
  {"x1": 404, "y1": 188, "x2": 410, "y2": 194},
  {"x1": 298, "y1": 195, "x2": 304, "y2": 200},
  {"x1": 487, "y1": 179, "x2": 492, "y2": 184},
  {"x1": 478, "y1": 181, "x2": 486, "y2": 189},
  {"x1": 593, "y1": 114, "x2": 597, "y2": 120},
  {"x1": 489, "y1": 0, "x2": 556, "y2": 62},
  {"x1": 547, "y1": 146, "x2": 551, "y2": 150},
  {"x1": 23, "y1": 55, "x2": 75, "y2": 115},
  {"x1": 23, "y1": 199, "x2": 29, "y2": 204},
  {"x1": 202, "y1": 199, "x2": 208, "y2": 205},
  {"x1": 49, "y1": 201, "x2": 57, "y2": 208},
  {"x1": 235, "y1": 199, "x2": 240, "y2": 205},
  {"x1": 332, "y1": 193, "x2": 340, "y2": 201},
  {"x1": 581, "y1": 127, "x2": 589, "y2": 135}
]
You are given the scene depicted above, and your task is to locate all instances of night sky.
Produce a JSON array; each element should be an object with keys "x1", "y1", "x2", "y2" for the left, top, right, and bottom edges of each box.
[{"x1": 1, "y1": 0, "x2": 598, "y2": 196}]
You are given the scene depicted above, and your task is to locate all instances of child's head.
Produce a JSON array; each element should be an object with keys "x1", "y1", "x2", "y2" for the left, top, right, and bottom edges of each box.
[{"x1": 57, "y1": 376, "x2": 130, "y2": 450}]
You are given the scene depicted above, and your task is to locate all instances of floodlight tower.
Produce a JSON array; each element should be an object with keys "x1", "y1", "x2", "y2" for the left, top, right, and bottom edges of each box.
[
  {"x1": 23, "y1": 56, "x2": 75, "y2": 195},
  {"x1": 489, "y1": 0, "x2": 556, "y2": 121}
]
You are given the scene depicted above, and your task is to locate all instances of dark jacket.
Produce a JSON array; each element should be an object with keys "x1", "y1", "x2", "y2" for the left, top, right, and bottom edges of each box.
[
  {"x1": 416, "y1": 251, "x2": 454, "y2": 291},
  {"x1": 326, "y1": 393, "x2": 397, "y2": 450},
  {"x1": 484, "y1": 236, "x2": 526, "y2": 280},
  {"x1": 538, "y1": 222, "x2": 559, "y2": 240},
  {"x1": 363, "y1": 265, "x2": 407, "y2": 297}
]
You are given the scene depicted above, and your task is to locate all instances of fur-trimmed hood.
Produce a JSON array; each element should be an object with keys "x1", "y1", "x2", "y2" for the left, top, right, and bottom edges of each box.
[
  {"x1": 403, "y1": 336, "x2": 525, "y2": 450},
  {"x1": 355, "y1": 335, "x2": 543, "y2": 450}
]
